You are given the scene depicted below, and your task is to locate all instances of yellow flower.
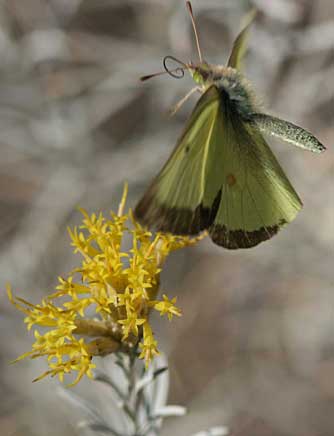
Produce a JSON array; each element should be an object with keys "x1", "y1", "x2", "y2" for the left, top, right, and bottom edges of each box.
[
  {"x1": 139, "y1": 323, "x2": 159, "y2": 367},
  {"x1": 118, "y1": 302, "x2": 146, "y2": 339},
  {"x1": 7, "y1": 183, "x2": 206, "y2": 385},
  {"x1": 154, "y1": 294, "x2": 182, "y2": 320}
]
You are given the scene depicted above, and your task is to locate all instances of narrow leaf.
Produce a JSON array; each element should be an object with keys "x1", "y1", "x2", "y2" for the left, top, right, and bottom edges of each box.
[
  {"x1": 135, "y1": 367, "x2": 168, "y2": 394},
  {"x1": 93, "y1": 370, "x2": 126, "y2": 400},
  {"x1": 151, "y1": 405, "x2": 187, "y2": 419}
]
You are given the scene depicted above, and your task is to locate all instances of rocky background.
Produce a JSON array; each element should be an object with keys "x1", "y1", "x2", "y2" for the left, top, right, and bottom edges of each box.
[{"x1": 0, "y1": 1, "x2": 333, "y2": 435}]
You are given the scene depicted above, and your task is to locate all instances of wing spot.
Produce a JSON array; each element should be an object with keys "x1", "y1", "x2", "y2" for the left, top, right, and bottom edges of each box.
[
  {"x1": 226, "y1": 174, "x2": 237, "y2": 186},
  {"x1": 185, "y1": 146, "x2": 190, "y2": 153}
]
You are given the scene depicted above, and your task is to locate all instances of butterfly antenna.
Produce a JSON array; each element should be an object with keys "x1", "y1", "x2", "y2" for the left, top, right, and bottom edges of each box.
[
  {"x1": 163, "y1": 56, "x2": 187, "y2": 78},
  {"x1": 140, "y1": 71, "x2": 169, "y2": 81},
  {"x1": 141, "y1": 56, "x2": 188, "y2": 81},
  {"x1": 186, "y1": 1, "x2": 203, "y2": 63}
]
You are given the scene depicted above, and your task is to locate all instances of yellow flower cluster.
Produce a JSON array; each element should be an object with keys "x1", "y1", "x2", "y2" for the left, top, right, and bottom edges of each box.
[{"x1": 8, "y1": 185, "x2": 205, "y2": 386}]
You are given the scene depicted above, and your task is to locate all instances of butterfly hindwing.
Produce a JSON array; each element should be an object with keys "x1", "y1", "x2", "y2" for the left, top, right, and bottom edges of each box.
[
  {"x1": 134, "y1": 86, "x2": 223, "y2": 234},
  {"x1": 207, "y1": 95, "x2": 303, "y2": 248}
]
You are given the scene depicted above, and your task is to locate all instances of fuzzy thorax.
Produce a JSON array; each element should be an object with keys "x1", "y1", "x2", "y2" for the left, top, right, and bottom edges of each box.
[{"x1": 191, "y1": 63, "x2": 258, "y2": 118}]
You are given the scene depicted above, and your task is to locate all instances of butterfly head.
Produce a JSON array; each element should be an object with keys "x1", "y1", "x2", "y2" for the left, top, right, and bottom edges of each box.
[
  {"x1": 162, "y1": 57, "x2": 213, "y2": 85},
  {"x1": 188, "y1": 62, "x2": 237, "y2": 88},
  {"x1": 190, "y1": 62, "x2": 211, "y2": 85},
  {"x1": 141, "y1": 56, "x2": 212, "y2": 86}
]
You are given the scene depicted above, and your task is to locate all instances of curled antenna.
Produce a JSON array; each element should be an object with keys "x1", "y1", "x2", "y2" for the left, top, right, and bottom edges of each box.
[
  {"x1": 140, "y1": 56, "x2": 189, "y2": 81},
  {"x1": 163, "y1": 55, "x2": 187, "y2": 79},
  {"x1": 186, "y1": 1, "x2": 203, "y2": 63}
]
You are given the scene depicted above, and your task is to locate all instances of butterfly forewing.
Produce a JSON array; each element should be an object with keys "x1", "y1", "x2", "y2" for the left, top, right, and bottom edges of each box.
[{"x1": 134, "y1": 86, "x2": 222, "y2": 234}]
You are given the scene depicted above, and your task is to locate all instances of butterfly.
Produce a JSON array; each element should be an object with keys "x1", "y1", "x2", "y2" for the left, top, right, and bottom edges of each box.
[{"x1": 134, "y1": 1, "x2": 325, "y2": 249}]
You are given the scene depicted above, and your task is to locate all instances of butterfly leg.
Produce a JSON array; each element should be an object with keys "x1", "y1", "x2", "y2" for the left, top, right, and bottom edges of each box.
[{"x1": 169, "y1": 86, "x2": 202, "y2": 116}]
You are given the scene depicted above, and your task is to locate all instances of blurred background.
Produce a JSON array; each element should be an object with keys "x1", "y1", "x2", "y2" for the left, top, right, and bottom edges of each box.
[{"x1": 0, "y1": 0, "x2": 333, "y2": 435}]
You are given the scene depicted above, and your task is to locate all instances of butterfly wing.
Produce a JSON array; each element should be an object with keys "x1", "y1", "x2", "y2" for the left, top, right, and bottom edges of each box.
[
  {"x1": 227, "y1": 9, "x2": 257, "y2": 71},
  {"x1": 208, "y1": 93, "x2": 303, "y2": 249},
  {"x1": 134, "y1": 86, "x2": 223, "y2": 234}
]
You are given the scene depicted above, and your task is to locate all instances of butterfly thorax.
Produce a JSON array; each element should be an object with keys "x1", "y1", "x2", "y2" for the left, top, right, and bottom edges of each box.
[{"x1": 191, "y1": 63, "x2": 257, "y2": 118}]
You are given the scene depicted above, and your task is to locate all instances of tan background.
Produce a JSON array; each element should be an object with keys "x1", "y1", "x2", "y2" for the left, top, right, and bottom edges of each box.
[{"x1": 0, "y1": 0, "x2": 333, "y2": 435}]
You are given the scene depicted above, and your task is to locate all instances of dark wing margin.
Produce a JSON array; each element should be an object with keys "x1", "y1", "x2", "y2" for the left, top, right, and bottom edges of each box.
[
  {"x1": 134, "y1": 185, "x2": 221, "y2": 235},
  {"x1": 210, "y1": 221, "x2": 283, "y2": 249}
]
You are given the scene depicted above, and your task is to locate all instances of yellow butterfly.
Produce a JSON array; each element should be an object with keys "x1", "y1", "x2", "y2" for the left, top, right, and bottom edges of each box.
[{"x1": 135, "y1": 2, "x2": 325, "y2": 249}]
